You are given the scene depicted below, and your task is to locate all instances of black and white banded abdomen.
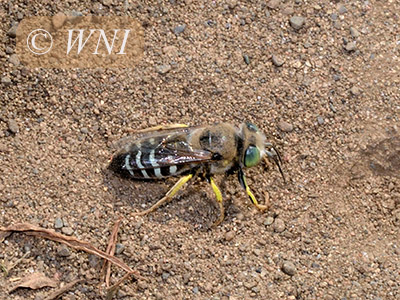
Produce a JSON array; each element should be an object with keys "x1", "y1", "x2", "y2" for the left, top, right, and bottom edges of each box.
[{"x1": 109, "y1": 140, "x2": 193, "y2": 180}]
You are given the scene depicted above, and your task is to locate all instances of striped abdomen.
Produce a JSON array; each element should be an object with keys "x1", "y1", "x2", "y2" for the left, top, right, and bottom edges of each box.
[{"x1": 109, "y1": 136, "x2": 194, "y2": 179}]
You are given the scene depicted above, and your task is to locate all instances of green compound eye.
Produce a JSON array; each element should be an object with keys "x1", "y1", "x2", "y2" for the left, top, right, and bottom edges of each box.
[
  {"x1": 244, "y1": 145, "x2": 261, "y2": 168},
  {"x1": 246, "y1": 122, "x2": 258, "y2": 132}
]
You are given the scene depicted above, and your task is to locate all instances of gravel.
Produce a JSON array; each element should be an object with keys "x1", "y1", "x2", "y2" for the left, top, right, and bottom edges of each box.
[{"x1": 1, "y1": 1, "x2": 399, "y2": 299}]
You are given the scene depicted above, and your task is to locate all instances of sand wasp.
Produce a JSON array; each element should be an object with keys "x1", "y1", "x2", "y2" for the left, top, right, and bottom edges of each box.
[{"x1": 109, "y1": 122, "x2": 285, "y2": 226}]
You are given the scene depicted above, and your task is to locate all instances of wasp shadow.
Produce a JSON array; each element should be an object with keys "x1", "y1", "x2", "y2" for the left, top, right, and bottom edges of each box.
[{"x1": 103, "y1": 168, "x2": 240, "y2": 229}]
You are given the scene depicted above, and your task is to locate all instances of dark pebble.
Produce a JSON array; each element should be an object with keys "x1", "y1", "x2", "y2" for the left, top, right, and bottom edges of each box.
[
  {"x1": 173, "y1": 24, "x2": 186, "y2": 35},
  {"x1": 7, "y1": 24, "x2": 18, "y2": 38},
  {"x1": 115, "y1": 243, "x2": 125, "y2": 255},
  {"x1": 57, "y1": 245, "x2": 71, "y2": 257}
]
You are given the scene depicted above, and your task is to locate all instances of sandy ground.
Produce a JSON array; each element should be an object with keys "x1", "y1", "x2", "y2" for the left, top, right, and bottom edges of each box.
[{"x1": 1, "y1": 1, "x2": 399, "y2": 299}]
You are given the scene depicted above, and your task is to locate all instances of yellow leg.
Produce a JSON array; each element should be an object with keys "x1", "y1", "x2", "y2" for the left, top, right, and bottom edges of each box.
[
  {"x1": 209, "y1": 177, "x2": 225, "y2": 227},
  {"x1": 129, "y1": 124, "x2": 188, "y2": 134},
  {"x1": 239, "y1": 171, "x2": 268, "y2": 211},
  {"x1": 131, "y1": 174, "x2": 193, "y2": 216}
]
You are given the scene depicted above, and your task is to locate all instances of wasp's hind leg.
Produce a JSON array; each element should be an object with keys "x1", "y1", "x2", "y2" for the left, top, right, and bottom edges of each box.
[
  {"x1": 131, "y1": 174, "x2": 193, "y2": 217},
  {"x1": 128, "y1": 124, "x2": 189, "y2": 134},
  {"x1": 208, "y1": 177, "x2": 225, "y2": 227},
  {"x1": 238, "y1": 168, "x2": 269, "y2": 211}
]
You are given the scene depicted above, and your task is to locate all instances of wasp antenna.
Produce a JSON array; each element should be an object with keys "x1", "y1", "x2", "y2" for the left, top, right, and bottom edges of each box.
[{"x1": 264, "y1": 145, "x2": 286, "y2": 183}]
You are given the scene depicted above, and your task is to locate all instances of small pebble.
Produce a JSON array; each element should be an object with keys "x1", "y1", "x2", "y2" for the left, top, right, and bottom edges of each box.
[
  {"x1": 264, "y1": 216, "x2": 274, "y2": 226},
  {"x1": 162, "y1": 272, "x2": 170, "y2": 280},
  {"x1": 88, "y1": 254, "x2": 100, "y2": 268},
  {"x1": 8, "y1": 119, "x2": 19, "y2": 133},
  {"x1": 80, "y1": 127, "x2": 89, "y2": 134},
  {"x1": 273, "y1": 218, "x2": 285, "y2": 233},
  {"x1": 61, "y1": 227, "x2": 74, "y2": 235},
  {"x1": 115, "y1": 243, "x2": 125, "y2": 255},
  {"x1": 5, "y1": 47, "x2": 13, "y2": 55},
  {"x1": 281, "y1": 260, "x2": 296, "y2": 276},
  {"x1": 345, "y1": 42, "x2": 356, "y2": 52},
  {"x1": 2, "y1": 77, "x2": 12, "y2": 86},
  {"x1": 7, "y1": 24, "x2": 18, "y2": 38},
  {"x1": 278, "y1": 120, "x2": 294, "y2": 132},
  {"x1": 192, "y1": 287, "x2": 199, "y2": 294},
  {"x1": 282, "y1": 7, "x2": 294, "y2": 15},
  {"x1": 272, "y1": 55, "x2": 284, "y2": 67},
  {"x1": 157, "y1": 64, "x2": 171, "y2": 74},
  {"x1": 54, "y1": 218, "x2": 64, "y2": 229},
  {"x1": 57, "y1": 245, "x2": 71, "y2": 257},
  {"x1": 311, "y1": 262, "x2": 320, "y2": 268},
  {"x1": 317, "y1": 116, "x2": 325, "y2": 125},
  {"x1": 173, "y1": 24, "x2": 186, "y2": 35},
  {"x1": 148, "y1": 116, "x2": 157, "y2": 126},
  {"x1": 338, "y1": 4, "x2": 347, "y2": 14},
  {"x1": 350, "y1": 86, "x2": 361, "y2": 96},
  {"x1": 225, "y1": 231, "x2": 236, "y2": 241},
  {"x1": 289, "y1": 16, "x2": 305, "y2": 30},
  {"x1": 243, "y1": 54, "x2": 250, "y2": 65},
  {"x1": 350, "y1": 27, "x2": 360, "y2": 38},
  {"x1": 267, "y1": 0, "x2": 280, "y2": 9}
]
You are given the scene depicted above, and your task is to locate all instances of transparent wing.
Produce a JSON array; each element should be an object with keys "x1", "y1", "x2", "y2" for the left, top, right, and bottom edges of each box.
[
  {"x1": 111, "y1": 125, "x2": 215, "y2": 171},
  {"x1": 111, "y1": 125, "x2": 201, "y2": 151}
]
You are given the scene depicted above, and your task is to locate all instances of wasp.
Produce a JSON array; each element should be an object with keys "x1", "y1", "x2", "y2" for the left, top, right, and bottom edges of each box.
[{"x1": 108, "y1": 122, "x2": 285, "y2": 226}]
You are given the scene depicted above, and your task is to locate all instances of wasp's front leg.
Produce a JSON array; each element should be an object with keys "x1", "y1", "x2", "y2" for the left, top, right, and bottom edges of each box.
[
  {"x1": 238, "y1": 168, "x2": 269, "y2": 211},
  {"x1": 131, "y1": 173, "x2": 193, "y2": 217}
]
